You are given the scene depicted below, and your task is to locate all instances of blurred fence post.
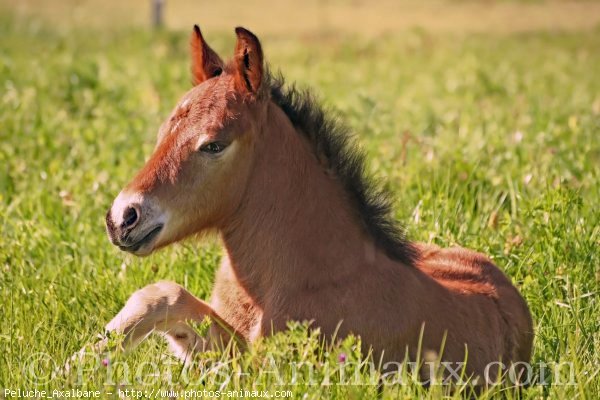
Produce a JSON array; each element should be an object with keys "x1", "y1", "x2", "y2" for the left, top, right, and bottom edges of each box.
[{"x1": 152, "y1": 0, "x2": 165, "y2": 29}]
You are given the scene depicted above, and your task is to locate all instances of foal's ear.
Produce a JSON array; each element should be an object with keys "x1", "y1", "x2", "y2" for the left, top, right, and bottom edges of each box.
[
  {"x1": 233, "y1": 27, "x2": 264, "y2": 97},
  {"x1": 190, "y1": 25, "x2": 224, "y2": 85}
]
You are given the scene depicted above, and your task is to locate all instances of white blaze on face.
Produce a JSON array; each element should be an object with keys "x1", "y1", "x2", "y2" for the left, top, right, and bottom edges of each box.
[
  {"x1": 170, "y1": 99, "x2": 193, "y2": 134},
  {"x1": 180, "y1": 98, "x2": 192, "y2": 109}
]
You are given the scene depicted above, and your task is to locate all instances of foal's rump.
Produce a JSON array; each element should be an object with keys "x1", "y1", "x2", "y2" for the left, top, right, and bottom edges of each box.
[{"x1": 414, "y1": 243, "x2": 533, "y2": 378}]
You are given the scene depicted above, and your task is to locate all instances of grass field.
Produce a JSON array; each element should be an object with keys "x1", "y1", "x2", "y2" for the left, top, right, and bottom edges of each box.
[{"x1": 1, "y1": 1, "x2": 599, "y2": 398}]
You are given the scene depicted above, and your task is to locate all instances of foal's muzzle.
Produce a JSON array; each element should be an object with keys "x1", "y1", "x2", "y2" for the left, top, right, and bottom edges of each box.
[{"x1": 106, "y1": 192, "x2": 165, "y2": 255}]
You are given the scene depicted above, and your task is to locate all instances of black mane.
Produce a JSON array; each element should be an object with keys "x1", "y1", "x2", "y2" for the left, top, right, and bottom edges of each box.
[{"x1": 266, "y1": 72, "x2": 417, "y2": 265}]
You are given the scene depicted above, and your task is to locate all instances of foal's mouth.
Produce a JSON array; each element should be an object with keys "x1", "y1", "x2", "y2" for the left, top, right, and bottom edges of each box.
[{"x1": 119, "y1": 225, "x2": 163, "y2": 254}]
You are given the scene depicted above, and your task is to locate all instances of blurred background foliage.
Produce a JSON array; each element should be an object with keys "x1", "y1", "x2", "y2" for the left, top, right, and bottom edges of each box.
[{"x1": 0, "y1": 0, "x2": 598, "y2": 398}]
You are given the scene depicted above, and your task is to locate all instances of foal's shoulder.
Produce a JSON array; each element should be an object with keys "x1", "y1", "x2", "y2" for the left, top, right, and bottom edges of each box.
[{"x1": 413, "y1": 243, "x2": 514, "y2": 297}]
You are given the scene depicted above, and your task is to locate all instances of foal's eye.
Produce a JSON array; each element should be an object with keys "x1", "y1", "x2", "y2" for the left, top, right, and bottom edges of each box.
[{"x1": 200, "y1": 142, "x2": 228, "y2": 154}]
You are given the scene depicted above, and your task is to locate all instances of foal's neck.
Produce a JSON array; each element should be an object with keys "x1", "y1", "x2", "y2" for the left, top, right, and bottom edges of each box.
[{"x1": 220, "y1": 102, "x2": 381, "y2": 306}]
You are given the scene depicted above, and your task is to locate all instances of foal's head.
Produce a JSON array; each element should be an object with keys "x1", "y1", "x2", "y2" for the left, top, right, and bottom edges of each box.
[{"x1": 106, "y1": 26, "x2": 266, "y2": 255}]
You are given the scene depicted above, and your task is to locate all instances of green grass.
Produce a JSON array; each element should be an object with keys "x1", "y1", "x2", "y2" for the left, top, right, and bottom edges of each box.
[{"x1": 1, "y1": 4, "x2": 599, "y2": 399}]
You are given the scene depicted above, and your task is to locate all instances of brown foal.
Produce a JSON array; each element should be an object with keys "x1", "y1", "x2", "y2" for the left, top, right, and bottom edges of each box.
[{"x1": 101, "y1": 26, "x2": 533, "y2": 383}]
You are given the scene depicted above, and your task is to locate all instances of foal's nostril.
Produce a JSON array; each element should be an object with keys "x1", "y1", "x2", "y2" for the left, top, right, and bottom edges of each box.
[{"x1": 122, "y1": 206, "x2": 140, "y2": 229}]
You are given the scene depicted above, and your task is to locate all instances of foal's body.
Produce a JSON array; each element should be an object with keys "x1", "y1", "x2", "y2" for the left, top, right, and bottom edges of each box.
[
  {"x1": 99, "y1": 26, "x2": 532, "y2": 383},
  {"x1": 213, "y1": 244, "x2": 532, "y2": 374}
]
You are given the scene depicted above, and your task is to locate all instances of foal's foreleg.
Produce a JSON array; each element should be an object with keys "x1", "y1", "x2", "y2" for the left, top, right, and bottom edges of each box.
[
  {"x1": 96, "y1": 281, "x2": 237, "y2": 361},
  {"x1": 101, "y1": 281, "x2": 212, "y2": 359},
  {"x1": 65, "y1": 281, "x2": 234, "y2": 374}
]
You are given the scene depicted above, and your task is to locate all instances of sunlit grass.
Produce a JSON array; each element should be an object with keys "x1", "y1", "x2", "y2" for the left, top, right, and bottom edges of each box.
[{"x1": 0, "y1": 3, "x2": 599, "y2": 398}]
